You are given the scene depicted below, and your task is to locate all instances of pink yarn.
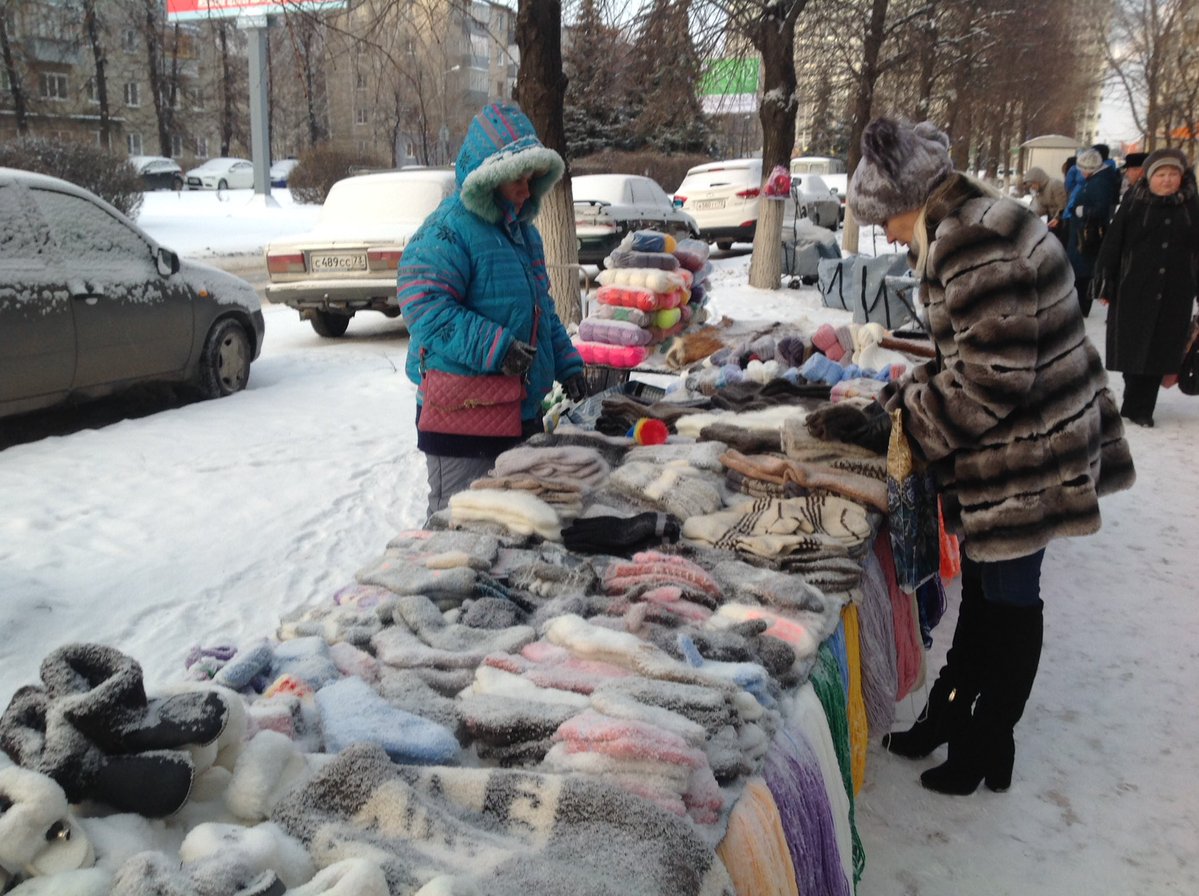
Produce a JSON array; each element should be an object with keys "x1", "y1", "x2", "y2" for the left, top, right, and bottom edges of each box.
[
  {"x1": 873, "y1": 528, "x2": 924, "y2": 699},
  {"x1": 572, "y1": 340, "x2": 649, "y2": 368},
  {"x1": 812, "y1": 324, "x2": 845, "y2": 361}
]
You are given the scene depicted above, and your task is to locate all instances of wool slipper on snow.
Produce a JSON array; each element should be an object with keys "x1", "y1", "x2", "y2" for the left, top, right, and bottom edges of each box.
[
  {"x1": 180, "y1": 821, "x2": 314, "y2": 889},
  {"x1": 110, "y1": 850, "x2": 286, "y2": 896},
  {"x1": 285, "y1": 858, "x2": 388, "y2": 896},
  {"x1": 39, "y1": 644, "x2": 229, "y2": 754},
  {"x1": 0, "y1": 766, "x2": 94, "y2": 876},
  {"x1": 225, "y1": 730, "x2": 332, "y2": 823}
]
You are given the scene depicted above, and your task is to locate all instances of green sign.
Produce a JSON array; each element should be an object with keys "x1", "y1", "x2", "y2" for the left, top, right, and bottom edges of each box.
[{"x1": 700, "y1": 58, "x2": 760, "y2": 97}]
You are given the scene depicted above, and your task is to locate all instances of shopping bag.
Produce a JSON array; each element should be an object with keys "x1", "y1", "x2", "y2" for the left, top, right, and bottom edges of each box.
[{"x1": 886, "y1": 409, "x2": 941, "y2": 591}]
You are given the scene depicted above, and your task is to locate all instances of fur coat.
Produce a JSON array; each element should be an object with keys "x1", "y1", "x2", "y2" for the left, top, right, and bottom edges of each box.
[{"x1": 884, "y1": 194, "x2": 1135, "y2": 562}]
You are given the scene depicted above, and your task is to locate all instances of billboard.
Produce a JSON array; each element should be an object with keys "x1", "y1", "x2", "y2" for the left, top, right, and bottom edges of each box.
[
  {"x1": 167, "y1": 1, "x2": 346, "y2": 21},
  {"x1": 699, "y1": 58, "x2": 760, "y2": 116}
]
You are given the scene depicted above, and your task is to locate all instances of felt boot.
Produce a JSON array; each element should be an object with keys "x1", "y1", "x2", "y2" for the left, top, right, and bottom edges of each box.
[
  {"x1": 40, "y1": 643, "x2": 229, "y2": 754},
  {"x1": 89, "y1": 749, "x2": 196, "y2": 817},
  {"x1": 0, "y1": 686, "x2": 104, "y2": 804},
  {"x1": 882, "y1": 574, "x2": 986, "y2": 759},
  {"x1": 921, "y1": 600, "x2": 1043, "y2": 795}
]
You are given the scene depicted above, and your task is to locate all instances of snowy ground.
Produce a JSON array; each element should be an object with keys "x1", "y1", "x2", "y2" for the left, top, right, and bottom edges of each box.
[{"x1": 1, "y1": 188, "x2": 1196, "y2": 895}]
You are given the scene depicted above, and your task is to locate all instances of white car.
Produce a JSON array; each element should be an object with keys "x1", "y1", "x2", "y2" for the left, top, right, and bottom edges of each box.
[
  {"x1": 270, "y1": 158, "x2": 299, "y2": 188},
  {"x1": 674, "y1": 158, "x2": 840, "y2": 250},
  {"x1": 264, "y1": 168, "x2": 456, "y2": 337},
  {"x1": 185, "y1": 157, "x2": 254, "y2": 191},
  {"x1": 791, "y1": 173, "x2": 842, "y2": 231},
  {"x1": 572, "y1": 174, "x2": 698, "y2": 265}
]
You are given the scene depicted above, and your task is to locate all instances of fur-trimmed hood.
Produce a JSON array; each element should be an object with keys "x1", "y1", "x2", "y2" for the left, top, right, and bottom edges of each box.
[{"x1": 455, "y1": 102, "x2": 565, "y2": 224}]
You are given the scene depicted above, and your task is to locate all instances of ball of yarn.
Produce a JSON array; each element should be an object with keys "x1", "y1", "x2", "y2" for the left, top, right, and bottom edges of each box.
[{"x1": 628, "y1": 418, "x2": 669, "y2": 445}]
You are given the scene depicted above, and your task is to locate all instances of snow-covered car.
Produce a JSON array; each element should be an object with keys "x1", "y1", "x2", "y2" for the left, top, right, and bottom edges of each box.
[
  {"x1": 270, "y1": 158, "x2": 299, "y2": 188},
  {"x1": 0, "y1": 167, "x2": 265, "y2": 419},
  {"x1": 185, "y1": 157, "x2": 254, "y2": 191},
  {"x1": 674, "y1": 158, "x2": 841, "y2": 250},
  {"x1": 573, "y1": 174, "x2": 699, "y2": 265},
  {"x1": 792, "y1": 173, "x2": 842, "y2": 230},
  {"x1": 128, "y1": 155, "x2": 184, "y2": 191},
  {"x1": 264, "y1": 168, "x2": 456, "y2": 337},
  {"x1": 818, "y1": 172, "x2": 848, "y2": 223}
]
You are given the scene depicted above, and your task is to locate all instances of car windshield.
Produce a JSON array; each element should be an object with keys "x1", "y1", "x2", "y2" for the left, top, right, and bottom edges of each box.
[
  {"x1": 677, "y1": 165, "x2": 759, "y2": 191},
  {"x1": 319, "y1": 178, "x2": 449, "y2": 227}
]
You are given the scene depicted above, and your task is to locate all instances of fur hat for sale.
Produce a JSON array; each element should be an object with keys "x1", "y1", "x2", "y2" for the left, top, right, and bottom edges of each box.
[{"x1": 848, "y1": 117, "x2": 954, "y2": 225}]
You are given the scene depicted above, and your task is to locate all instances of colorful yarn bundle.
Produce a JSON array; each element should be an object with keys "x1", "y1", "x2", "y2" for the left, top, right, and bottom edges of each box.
[
  {"x1": 715, "y1": 777, "x2": 800, "y2": 896},
  {"x1": 839, "y1": 603, "x2": 870, "y2": 795},
  {"x1": 854, "y1": 549, "x2": 899, "y2": 734},
  {"x1": 808, "y1": 641, "x2": 866, "y2": 885},
  {"x1": 763, "y1": 730, "x2": 852, "y2": 896},
  {"x1": 873, "y1": 527, "x2": 926, "y2": 700}
]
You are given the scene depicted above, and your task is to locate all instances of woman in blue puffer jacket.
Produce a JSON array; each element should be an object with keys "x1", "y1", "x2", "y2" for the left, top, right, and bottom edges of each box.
[{"x1": 398, "y1": 102, "x2": 586, "y2": 519}]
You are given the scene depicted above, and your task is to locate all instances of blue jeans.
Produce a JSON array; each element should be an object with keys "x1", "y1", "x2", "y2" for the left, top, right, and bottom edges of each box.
[{"x1": 960, "y1": 548, "x2": 1045, "y2": 608}]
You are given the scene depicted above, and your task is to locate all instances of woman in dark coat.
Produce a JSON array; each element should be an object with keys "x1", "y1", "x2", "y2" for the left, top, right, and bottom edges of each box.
[
  {"x1": 1067, "y1": 148, "x2": 1121, "y2": 317},
  {"x1": 1097, "y1": 148, "x2": 1199, "y2": 427}
]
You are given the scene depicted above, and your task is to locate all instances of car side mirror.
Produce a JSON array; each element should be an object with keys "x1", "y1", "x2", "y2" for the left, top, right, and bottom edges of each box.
[
  {"x1": 156, "y1": 246, "x2": 180, "y2": 276},
  {"x1": 672, "y1": 197, "x2": 684, "y2": 208}
]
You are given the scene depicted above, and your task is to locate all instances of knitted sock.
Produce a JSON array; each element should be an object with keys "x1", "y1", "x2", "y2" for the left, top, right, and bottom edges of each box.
[
  {"x1": 315, "y1": 676, "x2": 459, "y2": 764},
  {"x1": 391, "y1": 594, "x2": 537, "y2": 657}
]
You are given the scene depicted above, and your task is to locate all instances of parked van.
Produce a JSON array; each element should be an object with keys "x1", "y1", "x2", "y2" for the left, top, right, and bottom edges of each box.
[{"x1": 790, "y1": 156, "x2": 846, "y2": 175}]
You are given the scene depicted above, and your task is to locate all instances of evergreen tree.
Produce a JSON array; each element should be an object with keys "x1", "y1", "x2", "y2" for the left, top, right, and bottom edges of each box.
[
  {"x1": 627, "y1": 0, "x2": 712, "y2": 153},
  {"x1": 563, "y1": 0, "x2": 634, "y2": 156}
]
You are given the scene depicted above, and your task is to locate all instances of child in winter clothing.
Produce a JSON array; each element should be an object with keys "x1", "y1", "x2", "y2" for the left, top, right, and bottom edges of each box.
[{"x1": 397, "y1": 102, "x2": 586, "y2": 519}]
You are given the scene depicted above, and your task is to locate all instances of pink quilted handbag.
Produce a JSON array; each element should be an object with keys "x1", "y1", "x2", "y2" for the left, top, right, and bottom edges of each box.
[{"x1": 418, "y1": 370, "x2": 524, "y2": 436}]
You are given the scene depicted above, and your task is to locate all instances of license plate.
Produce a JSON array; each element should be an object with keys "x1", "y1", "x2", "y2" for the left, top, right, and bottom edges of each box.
[
  {"x1": 310, "y1": 252, "x2": 367, "y2": 272},
  {"x1": 693, "y1": 198, "x2": 725, "y2": 210}
]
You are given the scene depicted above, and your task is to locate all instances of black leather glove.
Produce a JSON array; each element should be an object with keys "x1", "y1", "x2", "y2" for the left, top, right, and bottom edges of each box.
[
  {"x1": 563, "y1": 374, "x2": 588, "y2": 402},
  {"x1": 499, "y1": 339, "x2": 536, "y2": 376}
]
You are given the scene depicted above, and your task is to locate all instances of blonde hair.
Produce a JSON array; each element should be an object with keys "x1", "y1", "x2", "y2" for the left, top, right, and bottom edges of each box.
[{"x1": 909, "y1": 173, "x2": 1000, "y2": 278}]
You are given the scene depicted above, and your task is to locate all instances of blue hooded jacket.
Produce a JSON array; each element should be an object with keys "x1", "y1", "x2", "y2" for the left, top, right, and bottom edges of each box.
[{"x1": 397, "y1": 102, "x2": 583, "y2": 454}]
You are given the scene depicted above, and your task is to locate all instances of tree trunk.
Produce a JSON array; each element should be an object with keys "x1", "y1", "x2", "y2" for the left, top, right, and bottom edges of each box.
[
  {"x1": 141, "y1": 0, "x2": 170, "y2": 157},
  {"x1": 0, "y1": 11, "x2": 29, "y2": 135},
  {"x1": 515, "y1": 0, "x2": 581, "y2": 326},
  {"x1": 842, "y1": 0, "x2": 889, "y2": 255},
  {"x1": 747, "y1": 2, "x2": 804, "y2": 289},
  {"x1": 83, "y1": 0, "x2": 111, "y2": 149},
  {"x1": 219, "y1": 23, "x2": 234, "y2": 155}
]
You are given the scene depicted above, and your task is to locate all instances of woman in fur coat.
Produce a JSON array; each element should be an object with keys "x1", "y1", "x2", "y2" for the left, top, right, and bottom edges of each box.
[
  {"x1": 819, "y1": 118, "x2": 1135, "y2": 796},
  {"x1": 1096, "y1": 148, "x2": 1199, "y2": 427}
]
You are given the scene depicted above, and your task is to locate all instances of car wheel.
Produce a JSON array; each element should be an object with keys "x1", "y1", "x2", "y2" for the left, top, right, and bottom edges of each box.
[
  {"x1": 218, "y1": 178, "x2": 228, "y2": 191},
  {"x1": 197, "y1": 319, "x2": 251, "y2": 399},
  {"x1": 716, "y1": 241, "x2": 733, "y2": 251},
  {"x1": 311, "y1": 311, "x2": 351, "y2": 338},
  {"x1": 172, "y1": 174, "x2": 184, "y2": 191}
]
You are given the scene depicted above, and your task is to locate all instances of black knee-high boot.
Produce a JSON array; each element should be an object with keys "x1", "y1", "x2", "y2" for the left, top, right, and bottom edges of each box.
[
  {"x1": 921, "y1": 599, "x2": 1044, "y2": 795},
  {"x1": 882, "y1": 565, "x2": 986, "y2": 759}
]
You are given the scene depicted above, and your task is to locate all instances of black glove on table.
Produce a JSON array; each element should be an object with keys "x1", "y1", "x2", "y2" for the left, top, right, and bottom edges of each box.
[{"x1": 500, "y1": 340, "x2": 536, "y2": 377}]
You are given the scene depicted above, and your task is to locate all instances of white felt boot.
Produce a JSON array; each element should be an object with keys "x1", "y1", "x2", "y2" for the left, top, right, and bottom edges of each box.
[{"x1": 0, "y1": 767, "x2": 94, "y2": 876}]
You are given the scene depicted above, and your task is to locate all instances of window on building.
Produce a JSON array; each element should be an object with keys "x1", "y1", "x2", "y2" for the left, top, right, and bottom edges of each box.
[
  {"x1": 405, "y1": 141, "x2": 415, "y2": 157},
  {"x1": 171, "y1": 134, "x2": 183, "y2": 157},
  {"x1": 127, "y1": 133, "x2": 142, "y2": 155},
  {"x1": 40, "y1": 73, "x2": 68, "y2": 100},
  {"x1": 187, "y1": 87, "x2": 205, "y2": 110},
  {"x1": 355, "y1": 108, "x2": 368, "y2": 126},
  {"x1": 122, "y1": 28, "x2": 138, "y2": 53},
  {"x1": 124, "y1": 82, "x2": 140, "y2": 107},
  {"x1": 355, "y1": 70, "x2": 367, "y2": 90},
  {"x1": 84, "y1": 77, "x2": 98, "y2": 103},
  {"x1": 196, "y1": 137, "x2": 209, "y2": 158}
]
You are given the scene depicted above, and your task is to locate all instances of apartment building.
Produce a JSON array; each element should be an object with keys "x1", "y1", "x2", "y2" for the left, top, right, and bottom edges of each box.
[{"x1": 0, "y1": 0, "x2": 515, "y2": 168}]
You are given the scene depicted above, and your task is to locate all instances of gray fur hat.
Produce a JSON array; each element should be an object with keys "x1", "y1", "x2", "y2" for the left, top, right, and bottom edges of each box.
[
  {"x1": 1076, "y1": 148, "x2": 1103, "y2": 173},
  {"x1": 848, "y1": 118, "x2": 954, "y2": 225}
]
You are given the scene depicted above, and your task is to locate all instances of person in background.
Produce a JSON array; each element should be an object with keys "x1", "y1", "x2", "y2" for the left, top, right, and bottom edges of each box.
[
  {"x1": 1096, "y1": 148, "x2": 1199, "y2": 427},
  {"x1": 397, "y1": 102, "x2": 587, "y2": 520},
  {"x1": 1120, "y1": 151, "x2": 1148, "y2": 194},
  {"x1": 1023, "y1": 166, "x2": 1067, "y2": 235},
  {"x1": 1066, "y1": 148, "x2": 1120, "y2": 317},
  {"x1": 825, "y1": 117, "x2": 1133, "y2": 796}
]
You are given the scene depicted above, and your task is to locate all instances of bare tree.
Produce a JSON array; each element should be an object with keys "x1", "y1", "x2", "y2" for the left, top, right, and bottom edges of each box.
[
  {"x1": 0, "y1": 1, "x2": 29, "y2": 135},
  {"x1": 516, "y1": 0, "x2": 582, "y2": 325},
  {"x1": 1107, "y1": 0, "x2": 1193, "y2": 150},
  {"x1": 82, "y1": 0, "x2": 113, "y2": 149}
]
